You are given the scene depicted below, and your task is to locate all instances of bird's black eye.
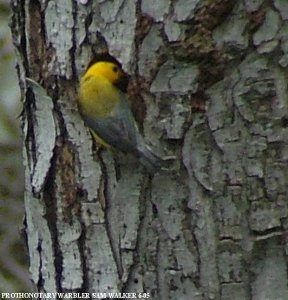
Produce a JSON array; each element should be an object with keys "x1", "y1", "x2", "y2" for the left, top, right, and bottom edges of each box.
[{"x1": 112, "y1": 66, "x2": 118, "y2": 73}]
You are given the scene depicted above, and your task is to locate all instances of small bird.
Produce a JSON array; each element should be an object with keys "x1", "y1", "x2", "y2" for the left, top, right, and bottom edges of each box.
[{"x1": 78, "y1": 55, "x2": 164, "y2": 172}]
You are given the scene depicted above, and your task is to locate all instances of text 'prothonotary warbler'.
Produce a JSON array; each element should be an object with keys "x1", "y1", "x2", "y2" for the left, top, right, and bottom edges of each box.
[{"x1": 78, "y1": 55, "x2": 164, "y2": 172}]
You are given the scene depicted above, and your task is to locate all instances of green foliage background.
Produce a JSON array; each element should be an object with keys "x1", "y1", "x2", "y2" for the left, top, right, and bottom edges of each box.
[{"x1": 0, "y1": 0, "x2": 32, "y2": 293}]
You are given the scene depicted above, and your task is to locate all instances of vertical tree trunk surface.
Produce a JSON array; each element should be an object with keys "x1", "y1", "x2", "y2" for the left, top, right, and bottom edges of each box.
[{"x1": 11, "y1": 0, "x2": 288, "y2": 299}]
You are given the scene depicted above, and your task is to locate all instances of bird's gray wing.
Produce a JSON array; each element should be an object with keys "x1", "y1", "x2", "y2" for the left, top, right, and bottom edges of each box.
[{"x1": 83, "y1": 93, "x2": 139, "y2": 153}]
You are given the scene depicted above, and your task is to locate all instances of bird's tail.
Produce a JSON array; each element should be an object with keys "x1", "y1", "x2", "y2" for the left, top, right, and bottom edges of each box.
[{"x1": 136, "y1": 143, "x2": 167, "y2": 173}]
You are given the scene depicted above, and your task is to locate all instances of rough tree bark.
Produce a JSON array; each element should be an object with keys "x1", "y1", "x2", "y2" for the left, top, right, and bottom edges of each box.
[{"x1": 10, "y1": 0, "x2": 288, "y2": 299}]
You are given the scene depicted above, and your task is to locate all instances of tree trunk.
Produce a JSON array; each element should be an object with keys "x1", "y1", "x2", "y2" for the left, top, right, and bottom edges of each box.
[{"x1": 11, "y1": 0, "x2": 288, "y2": 299}]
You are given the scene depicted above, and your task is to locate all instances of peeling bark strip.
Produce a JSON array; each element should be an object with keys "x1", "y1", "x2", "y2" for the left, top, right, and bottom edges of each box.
[{"x1": 11, "y1": 0, "x2": 288, "y2": 299}]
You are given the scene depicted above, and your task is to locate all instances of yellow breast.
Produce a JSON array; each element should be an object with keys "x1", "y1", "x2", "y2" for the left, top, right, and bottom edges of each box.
[{"x1": 79, "y1": 74, "x2": 119, "y2": 118}]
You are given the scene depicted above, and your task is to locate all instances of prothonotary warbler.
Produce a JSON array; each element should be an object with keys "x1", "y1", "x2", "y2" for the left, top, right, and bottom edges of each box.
[{"x1": 78, "y1": 55, "x2": 164, "y2": 172}]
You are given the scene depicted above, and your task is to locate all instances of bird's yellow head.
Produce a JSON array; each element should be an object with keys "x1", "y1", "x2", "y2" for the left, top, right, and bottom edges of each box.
[
  {"x1": 84, "y1": 61, "x2": 122, "y2": 84},
  {"x1": 82, "y1": 57, "x2": 130, "y2": 93}
]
